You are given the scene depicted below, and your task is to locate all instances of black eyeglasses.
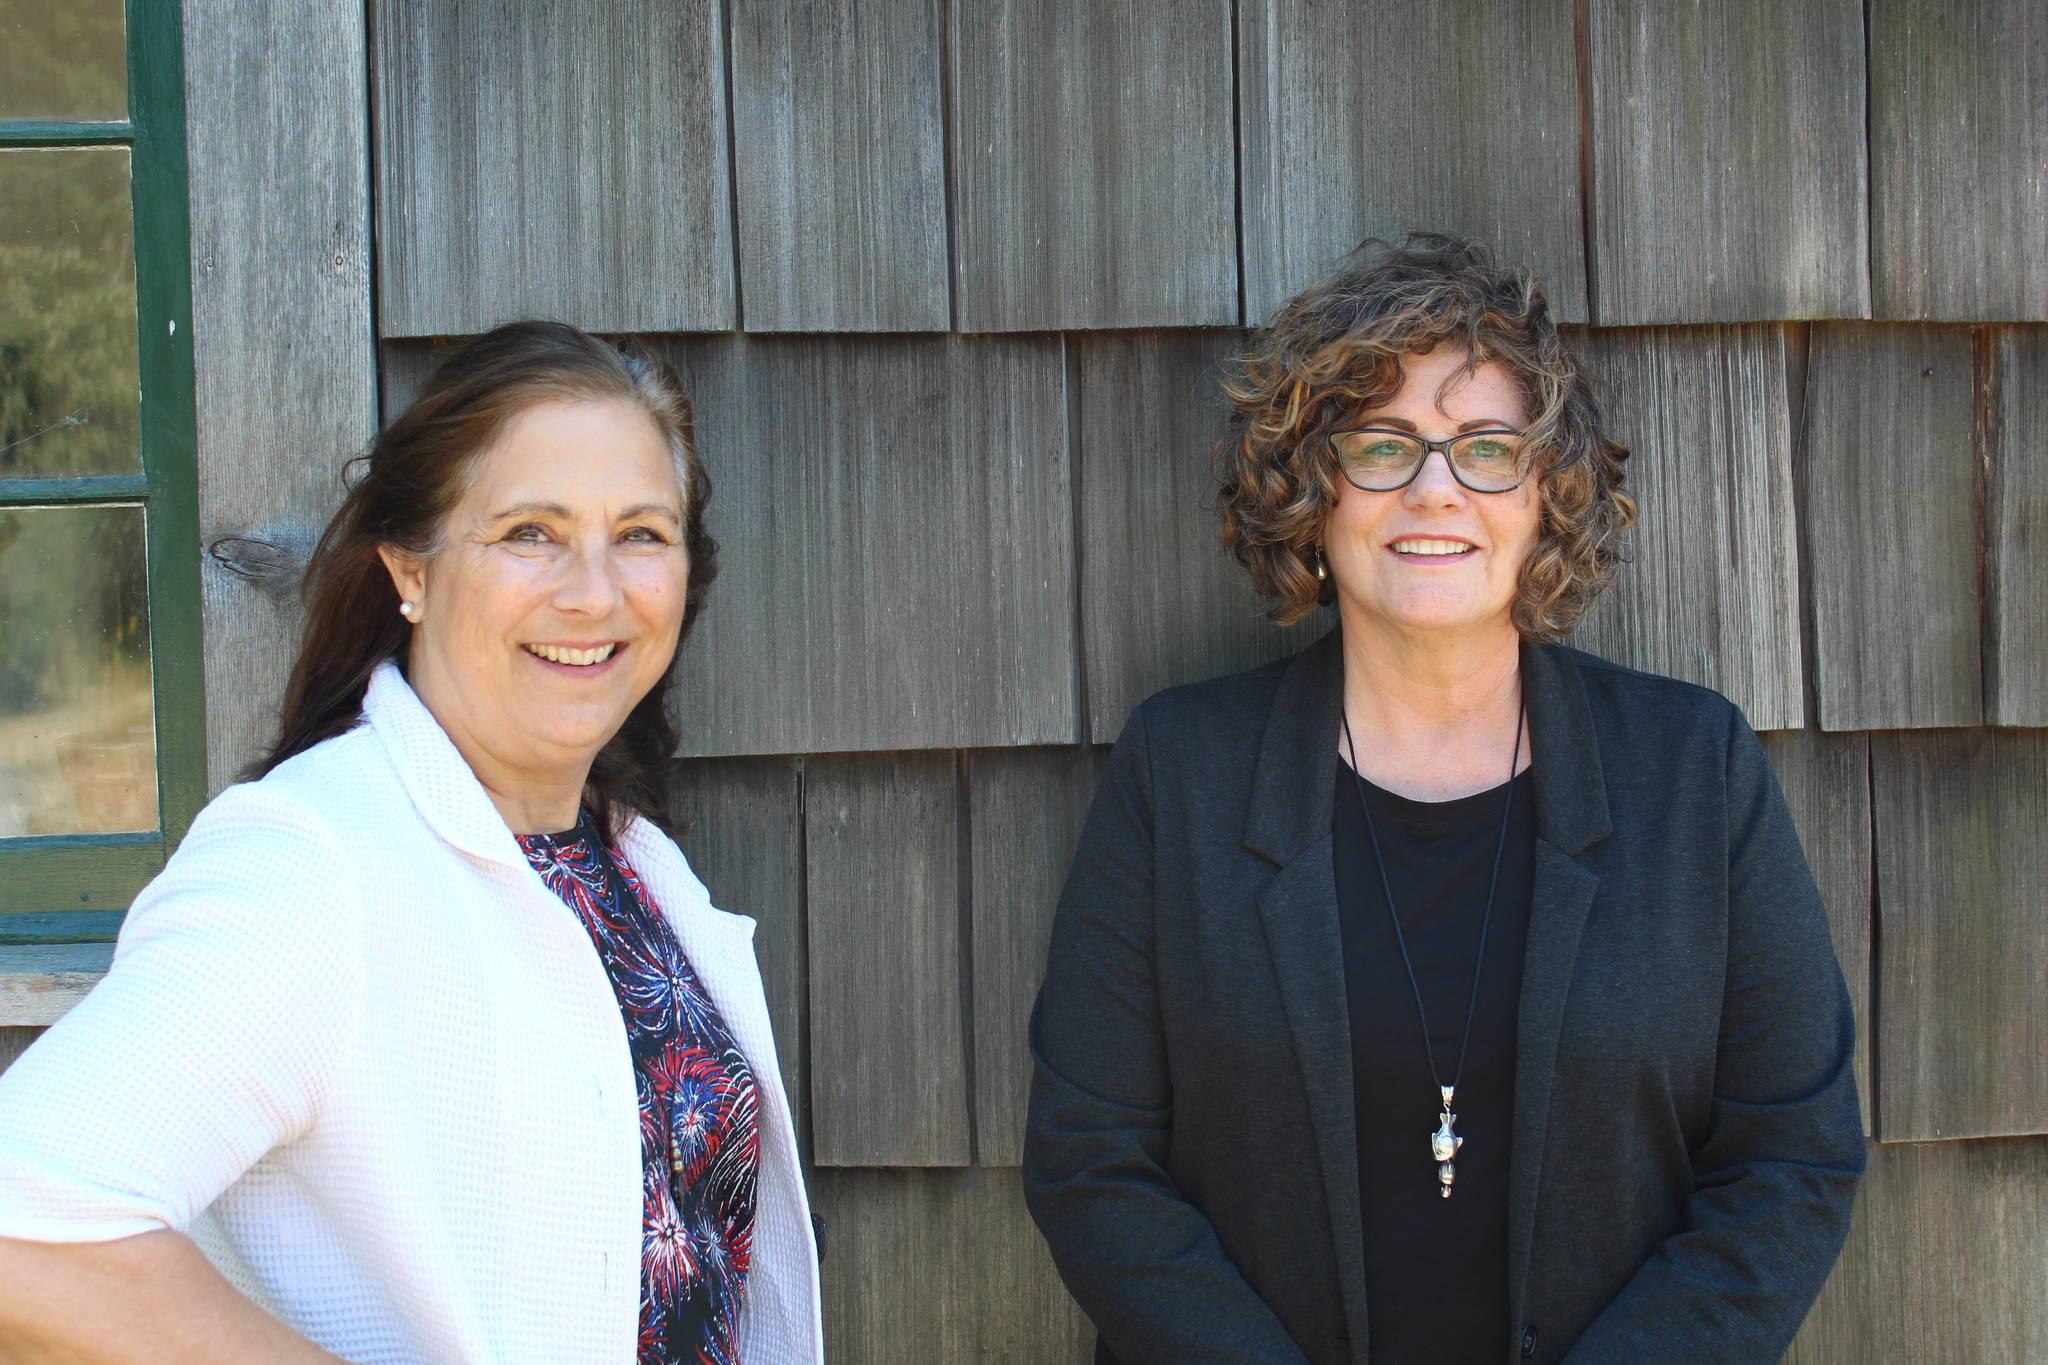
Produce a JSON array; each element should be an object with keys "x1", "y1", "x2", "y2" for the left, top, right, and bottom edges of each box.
[{"x1": 1329, "y1": 427, "x2": 1530, "y2": 493}]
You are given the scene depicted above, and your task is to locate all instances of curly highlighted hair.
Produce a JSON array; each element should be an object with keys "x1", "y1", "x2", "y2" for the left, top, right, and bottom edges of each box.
[{"x1": 1216, "y1": 232, "x2": 1634, "y2": 639}]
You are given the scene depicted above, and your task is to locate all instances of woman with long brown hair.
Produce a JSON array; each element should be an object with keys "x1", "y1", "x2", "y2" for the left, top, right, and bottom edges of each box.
[
  {"x1": 1024, "y1": 235, "x2": 1862, "y2": 1363},
  {"x1": 0, "y1": 322, "x2": 821, "y2": 1364}
]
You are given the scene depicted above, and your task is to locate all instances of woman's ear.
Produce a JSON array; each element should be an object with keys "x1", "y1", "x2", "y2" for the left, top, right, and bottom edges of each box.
[{"x1": 376, "y1": 544, "x2": 429, "y2": 619}]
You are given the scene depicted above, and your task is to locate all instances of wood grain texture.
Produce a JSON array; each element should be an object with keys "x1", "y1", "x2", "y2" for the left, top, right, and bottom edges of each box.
[
  {"x1": 1872, "y1": 730, "x2": 2048, "y2": 1141},
  {"x1": 1786, "y1": 1137, "x2": 2048, "y2": 1365},
  {"x1": 731, "y1": 0, "x2": 948, "y2": 332},
  {"x1": 1870, "y1": 0, "x2": 2048, "y2": 320},
  {"x1": 0, "y1": 1027, "x2": 41, "y2": 1075},
  {"x1": 659, "y1": 334, "x2": 1076, "y2": 756},
  {"x1": 374, "y1": 339, "x2": 448, "y2": 424},
  {"x1": 805, "y1": 753, "x2": 969, "y2": 1166},
  {"x1": 0, "y1": 944, "x2": 112, "y2": 1026},
  {"x1": 813, "y1": 1166, "x2": 1092, "y2": 1364},
  {"x1": 969, "y1": 747, "x2": 1105, "y2": 1166},
  {"x1": 1572, "y1": 327, "x2": 1805, "y2": 730},
  {"x1": 1989, "y1": 327, "x2": 2048, "y2": 724},
  {"x1": 1760, "y1": 729, "x2": 1873, "y2": 1135},
  {"x1": 185, "y1": 0, "x2": 376, "y2": 789},
  {"x1": 1238, "y1": 0, "x2": 1587, "y2": 324},
  {"x1": 667, "y1": 757, "x2": 808, "y2": 1158},
  {"x1": 1073, "y1": 330, "x2": 1324, "y2": 740},
  {"x1": 949, "y1": 0, "x2": 1236, "y2": 331},
  {"x1": 1803, "y1": 326, "x2": 1981, "y2": 731},
  {"x1": 1588, "y1": 0, "x2": 1869, "y2": 324},
  {"x1": 374, "y1": 0, "x2": 732, "y2": 336}
]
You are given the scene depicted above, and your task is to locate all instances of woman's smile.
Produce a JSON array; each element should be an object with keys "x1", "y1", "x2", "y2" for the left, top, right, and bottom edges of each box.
[
  {"x1": 1386, "y1": 535, "x2": 1480, "y2": 563},
  {"x1": 522, "y1": 641, "x2": 623, "y2": 669}
]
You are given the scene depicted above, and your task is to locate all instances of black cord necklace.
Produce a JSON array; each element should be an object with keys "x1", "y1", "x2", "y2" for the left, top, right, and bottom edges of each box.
[{"x1": 1340, "y1": 700, "x2": 1525, "y2": 1200}]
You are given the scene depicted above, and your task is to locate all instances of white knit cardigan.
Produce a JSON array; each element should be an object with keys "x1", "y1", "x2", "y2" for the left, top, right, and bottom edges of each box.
[{"x1": 0, "y1": 663, "x2": 823, "y2": 1364}]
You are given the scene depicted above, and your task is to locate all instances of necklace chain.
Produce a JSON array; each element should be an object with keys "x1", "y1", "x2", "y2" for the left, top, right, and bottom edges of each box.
[{"x1": 1341, "y1": 701, "x2": 1524, "y2": 1199}]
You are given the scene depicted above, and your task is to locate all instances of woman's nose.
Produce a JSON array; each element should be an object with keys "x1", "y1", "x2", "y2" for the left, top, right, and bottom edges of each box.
[
  {"x1": 1403, "y1": 448, "x2": 1468, "y2": 506},
  {"x1": 553, "y1": 541, "x2": 625, "y2": 614}
]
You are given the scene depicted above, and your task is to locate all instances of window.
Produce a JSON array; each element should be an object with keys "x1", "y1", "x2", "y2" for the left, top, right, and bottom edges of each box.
[{"x1": 0, "y1": 0, "x2": 204, "y2": 943}]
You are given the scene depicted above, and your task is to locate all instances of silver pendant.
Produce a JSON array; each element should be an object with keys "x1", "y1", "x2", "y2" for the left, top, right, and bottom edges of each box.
[{"x1": 1432, "y1": 1085, "x2": 1463, "y2": 1199}]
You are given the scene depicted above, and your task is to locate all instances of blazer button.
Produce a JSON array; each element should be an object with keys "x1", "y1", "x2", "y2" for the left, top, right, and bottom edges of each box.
[{"x1": 1521, "y1": 1326, "x2": 1538, "y2": 1358}]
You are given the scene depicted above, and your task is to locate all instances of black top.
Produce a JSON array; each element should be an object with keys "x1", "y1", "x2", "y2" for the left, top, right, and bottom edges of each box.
[{"x1": 1334, "y1": 762, "x2": 1535, "y2": 1365}]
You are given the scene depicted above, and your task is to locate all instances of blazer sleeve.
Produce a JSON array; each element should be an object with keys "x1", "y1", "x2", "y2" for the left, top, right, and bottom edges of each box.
[
  {"x1": 0, "y1": 784, "x2": 364, "y2": 1243},
  {"x1": 1021, "y1": 706, "x2": 1314, "y2": 1365},
  {"x1": 1562, "y1": 713, "x2": 1865, "y2": 1363}
]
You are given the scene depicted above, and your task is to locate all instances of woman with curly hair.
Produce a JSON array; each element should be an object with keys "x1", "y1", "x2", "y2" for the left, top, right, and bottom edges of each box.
[{"x1": 1023, "y1": 234, "x2": 1861, "y2": 1364}]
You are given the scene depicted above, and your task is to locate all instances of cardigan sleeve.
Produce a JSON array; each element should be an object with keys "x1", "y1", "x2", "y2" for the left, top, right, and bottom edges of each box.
[
  {"x1": 1021, "y1": 706, "x2": 1314, "y2": 1365},
  {"x1": 1561, "y1": 711, "x2": 1865, "y2": 1363},
  {"x1": 0, "y1": 783, "x2": 364, "y2": 1243}
]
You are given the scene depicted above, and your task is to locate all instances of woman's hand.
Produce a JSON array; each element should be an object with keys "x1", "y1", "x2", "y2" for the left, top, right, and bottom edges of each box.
[{"x1": 0, "y1": 1230, "x2": 346, "y2": 1364}]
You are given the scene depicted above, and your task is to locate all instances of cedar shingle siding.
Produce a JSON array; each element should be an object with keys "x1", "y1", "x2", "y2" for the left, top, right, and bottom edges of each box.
[{"x1": 4, "y1": 0, "x2": 2031, "y2": 1358}]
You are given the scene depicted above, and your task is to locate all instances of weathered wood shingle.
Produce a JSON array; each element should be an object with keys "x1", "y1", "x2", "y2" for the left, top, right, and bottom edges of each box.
[
  {"x1": 1587, "y1": 0, "x2": 1869, "y2": 324},
  {"x1": 948, "y1": 0, "x2": 1237, "y2": 331},
  {"x1": 1072, "y1": 330, "x2": 1322, "y2": 741},
  {"x1": 1803, "y1": 326, "x2": 1981, "y2": 730},
  {"x1": 731, "y1": 0, "x2": 948, "y2": 332},
  {"x1": 812, "y1": 1167, "x2": 1091, "y2": 1363},
  {"x1": 668, "y1": 757, "x2": 808, "y2": 1157},
  {"x1": 186, "y1": 0, "x2": 376, "y2": 788},
  {"x1": 1238, "y1": 0, "x2": 1587, "y2": 324},
  {"x1": 1872, "y1": 730, "x2": 2048, "y2": 1142},
  {"x1": 374, "y1": 0, "x2": 733, "y2": 335},
  {"x1": 1989, "y1": 327, "x2": 2048, "y2": 725},
  {"x1": 968, "y1": 747, "x2": 1103, "y2": 1166},
  {"x1": 1870, "y1": 0, "x2": 2048, "y2": 320},
  {"x1": 805, "y1": 753, "x2": 969, "y2": 1167},
  {"x1": 660, "y1": 334, "x2": 1076, "y2": 756},
  {"x1": 1572, "y1": 326, "x2": 1805, "y2": 730},
  {"x1": 1786, "y1": 1138, "x2": 2048, "y2": 1364}
]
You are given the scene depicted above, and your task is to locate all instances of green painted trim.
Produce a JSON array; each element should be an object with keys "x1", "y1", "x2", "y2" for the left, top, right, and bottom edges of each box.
[
  {"x1": 0, "y1": 841, "x2": 165, "y2": 914},
  {"x1": 0, "y1": 832, "x2": 160, "y2": 851},
  {"x1": 0, "y1": 475, "x2": 150, "y2": 503},
  {"x1": 0, "y1": 122, "x2": 134, "y2": 147},
  {"x1": 0, "y1": 912, "x2": 126, "y2": 945},
  {"x1": 0, "y1": 0, "x2": 206, "y2": 927},
  {"x1": 128, "y1": 0, "x2": 208, "y2": 848}
]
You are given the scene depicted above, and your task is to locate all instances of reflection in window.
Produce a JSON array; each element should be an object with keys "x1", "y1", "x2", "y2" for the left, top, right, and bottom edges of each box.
[
  {"x1": 0, "y1": 147, "x2": 140, "y2": 479},
  {"x1": 0, "y1": 504, "x2": 157, "y2": 836},
  {"x1": 0, "y1": 0, "x2": 127, "y2": 122}
]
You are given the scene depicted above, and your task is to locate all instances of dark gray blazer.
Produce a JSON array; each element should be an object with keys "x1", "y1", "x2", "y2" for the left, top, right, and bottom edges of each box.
[{"x1": 1022, "y1": 632, "x2": 1863, "y2": 1365}]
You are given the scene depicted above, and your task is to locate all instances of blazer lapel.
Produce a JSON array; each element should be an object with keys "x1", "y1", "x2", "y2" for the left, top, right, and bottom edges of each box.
[
  {"x1": 1257, "y1": 840, "x2": 1371, "y2": 1363},
  {"x1": 1505, "y1": 644, "x2": 1612, "y2": 1339},
  {"x1": 1242, "y1": 632, "x2": 1372, "y2": 1363}
]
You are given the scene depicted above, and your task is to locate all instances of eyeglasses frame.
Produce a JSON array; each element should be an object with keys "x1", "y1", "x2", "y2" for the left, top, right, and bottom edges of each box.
[{"x1": 1327, "y1": 425, "x2": 1532, "y2": 494}]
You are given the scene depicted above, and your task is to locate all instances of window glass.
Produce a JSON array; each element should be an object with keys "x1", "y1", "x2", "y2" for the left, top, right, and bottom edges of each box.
[
  {"x1": 0, "y1": 0, "x2": 128, "y2": 121},
  {"x1": 0, "y1": 146, "x2": 140, "y2": 479},
  {"x1": 0, "y1": 503, "x2": 157, "y2": 837}
]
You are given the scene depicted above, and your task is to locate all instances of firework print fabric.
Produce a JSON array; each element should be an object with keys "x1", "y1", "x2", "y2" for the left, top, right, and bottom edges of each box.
[{"x1": 520, "y1": 819, "x2": 760, "y2": 1365}]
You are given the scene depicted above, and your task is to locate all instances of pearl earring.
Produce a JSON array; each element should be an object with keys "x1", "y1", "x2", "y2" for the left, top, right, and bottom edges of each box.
[{"x1": 399, "y1": 601, "x2": 418, "y2": 619}]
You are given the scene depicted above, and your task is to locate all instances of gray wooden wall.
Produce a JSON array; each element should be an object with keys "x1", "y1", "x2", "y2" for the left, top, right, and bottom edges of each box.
[{"x1": 43, "y1": 0, "x2": 2041, "y2": 1360}]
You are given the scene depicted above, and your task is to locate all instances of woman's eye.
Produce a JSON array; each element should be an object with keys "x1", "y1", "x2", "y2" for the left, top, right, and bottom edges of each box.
[
  {"x1": 620, "y1": 527, "x2": 667, "y2": 544},
  {"x1": 507, "y1": 524, "x2": 550, "y2": 543}
]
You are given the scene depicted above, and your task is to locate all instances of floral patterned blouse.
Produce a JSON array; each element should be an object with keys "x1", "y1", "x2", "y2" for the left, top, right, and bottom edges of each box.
[{"x1": 518, "y1": 817, "x2": 760, "y2": 1365}]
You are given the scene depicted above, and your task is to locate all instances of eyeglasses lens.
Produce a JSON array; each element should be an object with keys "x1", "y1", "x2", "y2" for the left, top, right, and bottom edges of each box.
[{"x1": 1331, "y1": 432, "x2": 1525, "y2": 493}]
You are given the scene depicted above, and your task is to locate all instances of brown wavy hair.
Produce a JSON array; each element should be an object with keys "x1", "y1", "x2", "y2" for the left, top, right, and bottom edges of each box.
[
  {"x1": 253, "y1": 321, "x2": 718, "y2": 843},
  {"x1": 1216, "y1": 232, "x2": 1634, "y2": 638}
]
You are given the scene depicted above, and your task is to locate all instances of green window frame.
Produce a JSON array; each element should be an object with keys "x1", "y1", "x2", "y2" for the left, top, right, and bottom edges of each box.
[{"x1": 0, "y1": 0, "x2": 205, "y2": 943}]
